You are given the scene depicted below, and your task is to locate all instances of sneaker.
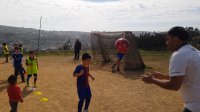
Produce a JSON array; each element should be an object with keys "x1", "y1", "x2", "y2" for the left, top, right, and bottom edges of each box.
[
  {"x1": 112, "y1": 68, "x2": 115, "y2": 73},
  {"x1": 33, "y1": 83, "x2": 37, "y2": 87},
  {"x1": 117, "y1": 67, "x2": 120, "y2": 72},
  {"x1": 84, "y1": 110, "x2": 88, "y2": 112},
  {"x1": 110, "y1": 64, "x2": 116, "y2": 69},
  {"x1": 23, "y1": 71, "x2": 27, "y2": 76},
  {"x1": 26, "y1": 81, "x2": 30, "y2": 87}
]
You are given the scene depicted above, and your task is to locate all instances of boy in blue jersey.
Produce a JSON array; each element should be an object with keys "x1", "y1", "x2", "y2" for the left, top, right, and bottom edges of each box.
[
  {"x1": 73, "y1": 53, "x2": 95, "y2": 112},
  {"x1": 111, "y1": 52, "x2": 125, "y2": 72},
  {"x1": 12, "y1": 47, "x2": 25, "y2": 83}
]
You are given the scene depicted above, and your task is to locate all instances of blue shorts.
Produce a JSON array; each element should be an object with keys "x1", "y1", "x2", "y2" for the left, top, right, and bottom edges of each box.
[
  {"x1": 117, "y1": 53, "x2": 124, "y2": 60},
  {"x1": 77, "y1": 87, "x2": 92, "y2": 100}
]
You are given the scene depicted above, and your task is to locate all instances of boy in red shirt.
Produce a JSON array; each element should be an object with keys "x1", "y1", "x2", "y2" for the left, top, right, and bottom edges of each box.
[{"x1": 7, "y1": 75, "x2": 23, "y2": 112}]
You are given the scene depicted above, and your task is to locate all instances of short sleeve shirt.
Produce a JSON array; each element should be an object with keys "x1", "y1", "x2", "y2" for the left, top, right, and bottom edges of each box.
[
  {"x1": 73, "y1": 64, "x2": 89, "y2": 88},
  {"x1": 12, "y1": 53, "x2": 23, "y2": 67},
  {"x1": 169, "y1": 44, "x2": 200, "y2": 111}
]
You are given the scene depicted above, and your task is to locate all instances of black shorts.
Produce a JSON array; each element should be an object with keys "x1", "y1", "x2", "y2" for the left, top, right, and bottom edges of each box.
[
  {"x1": 27, "y1": 74, "x2": 37, "y2": 77},
  {"x1": 4, "y1": 54, "x2": 9, "y2": 57}
]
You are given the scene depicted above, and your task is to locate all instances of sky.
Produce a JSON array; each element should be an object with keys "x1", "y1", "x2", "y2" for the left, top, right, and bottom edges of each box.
[{"x1": 0, "y1": 0, "x2": 199, "y2": 32}]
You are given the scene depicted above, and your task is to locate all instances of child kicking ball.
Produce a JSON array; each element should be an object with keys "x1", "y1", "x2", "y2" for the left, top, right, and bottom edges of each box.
[{"x1": 111, "y1": 38, "x2": 130, "y2": 72}]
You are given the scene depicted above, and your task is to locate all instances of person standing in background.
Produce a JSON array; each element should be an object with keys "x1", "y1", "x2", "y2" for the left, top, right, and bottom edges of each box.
[{"x1": 74, "y1": 39, "x2": 81, "y2": 60}]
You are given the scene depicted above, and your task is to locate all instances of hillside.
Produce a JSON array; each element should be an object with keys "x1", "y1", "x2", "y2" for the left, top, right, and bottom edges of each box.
[
  {"x1": 0, "y1": 25, "x2": 150, "y2": 51},
  {"x1": 0, "y1": 25, "x2": 90, "y2": 50}
]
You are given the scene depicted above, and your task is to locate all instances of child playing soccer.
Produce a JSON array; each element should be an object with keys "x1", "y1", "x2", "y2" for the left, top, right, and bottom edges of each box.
[
  {"x1": 26, "y1": 51, "x2": 38, "y2": 87},
  {"x1": 19, "y1": 44, "x2": 27, "y2": 77},
  {"x1": 12, "y1": 47, "x2": 25, "y2": 83},
  {"x1": 111, "y1": 51, "x2": 125, "y2": 72},
  {"x1": 73, "y1": 53, "x2": 95, "y2": 112},
  {"x1": 10, "y1": 44, "x2": 26, "y2": 76},
  {"x1": 19, "y1": 44, "x2": 24, "y2": 54},
  {"x1": 2, "y1": 43, "x2": 9, "y2": 63},
  {"x1": 7, "y1": 75, "x2": 23, "y2": 112}
]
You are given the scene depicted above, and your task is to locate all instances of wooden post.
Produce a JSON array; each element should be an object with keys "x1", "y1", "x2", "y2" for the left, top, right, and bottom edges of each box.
[
  {"x1": 124, "y1": 32, "x2": 145, "y2": 70},
  {"x1": 37, "y1": 16, "x2": 42, "y2": 54}
]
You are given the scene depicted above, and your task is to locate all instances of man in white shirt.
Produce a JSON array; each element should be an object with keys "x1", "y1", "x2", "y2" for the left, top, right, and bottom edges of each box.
[{"x1": 141, "y1": 26, "x2": 200, "y2": 112}]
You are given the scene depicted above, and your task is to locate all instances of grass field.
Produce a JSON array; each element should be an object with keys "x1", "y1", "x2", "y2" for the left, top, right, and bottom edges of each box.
[{"x1": 0, "y1": 51, "x2": 184, "y2": 112}]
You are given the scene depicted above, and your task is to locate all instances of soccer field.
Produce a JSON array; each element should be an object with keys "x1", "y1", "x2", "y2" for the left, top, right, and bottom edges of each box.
[{"x1": 0, "y1": 52, "x2": 183, "y2": 112}]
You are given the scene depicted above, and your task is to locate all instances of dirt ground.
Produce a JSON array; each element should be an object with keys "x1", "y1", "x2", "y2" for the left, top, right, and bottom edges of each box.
[{"x1": 0, "y1": 55, "x2": 183, "y2": 112}]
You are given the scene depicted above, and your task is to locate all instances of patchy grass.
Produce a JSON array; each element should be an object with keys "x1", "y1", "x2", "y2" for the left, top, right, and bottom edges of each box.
[{"x1": 139, "y1": 50, "x2": 171, "y2": 74}]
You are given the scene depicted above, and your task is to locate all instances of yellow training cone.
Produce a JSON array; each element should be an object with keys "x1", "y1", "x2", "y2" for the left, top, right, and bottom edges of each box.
[
  {"x1": 34, "y1": 92, "x2": 42, "y2": 95},
  {"x1": 40, "y1": 97, "x2": 48, "y2": 102}
]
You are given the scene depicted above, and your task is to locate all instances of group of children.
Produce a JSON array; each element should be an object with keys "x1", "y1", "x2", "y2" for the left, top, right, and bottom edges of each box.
[
  {"x1": 1, "y1": 43, "x2": 39, "y2": 112},
  {"x1": 2, "y1": 42, "x2": 125, "y2": 112},
  {"x1": 8, "y1": 44, "x2": 38, "y2": 87}
]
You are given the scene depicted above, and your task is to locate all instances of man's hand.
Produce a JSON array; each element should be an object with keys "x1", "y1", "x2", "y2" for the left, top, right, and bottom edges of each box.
[
  {"x1": 151, "y1": 72, "x2": 169, "y2": 79},
  {"x1": 141, "y1": 73, "x2": 153, "y2": 84},
  {"x1": 141, "y1": 72, "x2": 184, "y2": 91}
]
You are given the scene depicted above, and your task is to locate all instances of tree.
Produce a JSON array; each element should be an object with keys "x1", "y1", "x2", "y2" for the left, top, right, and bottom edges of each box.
[{"x1": 63, "y1": 38, "x2": 71, "y2": 51}]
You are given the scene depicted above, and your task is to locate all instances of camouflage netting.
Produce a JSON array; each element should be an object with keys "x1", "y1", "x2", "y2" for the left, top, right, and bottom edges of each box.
[{"x1": 91, "y1": 31, "x2": 145, "y2": 70}]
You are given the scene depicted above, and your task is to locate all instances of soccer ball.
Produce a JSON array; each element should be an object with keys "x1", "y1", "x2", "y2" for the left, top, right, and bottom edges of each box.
[{"x1": 115, "y1": 38, "x2": 130, "y2": 52}]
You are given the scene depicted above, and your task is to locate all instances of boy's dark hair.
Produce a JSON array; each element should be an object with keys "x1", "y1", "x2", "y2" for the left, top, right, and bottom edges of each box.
[
  {"x1": 3, "y1": 43, "x2": 6, "y2": 46},
  {"x1": 167, "y1": 26, "x2": 189, "y2": 41},
  {"x1": 30, "y1": 51, "x2": 34, "y2": 54},
  {"x1": 82, "y1": 53, "x2": 91, "y2": 60},
  {"x1": 8, "y1": 75, "x2": 17, "y2": 85},
  {"x1": 14, "y1": 44, "x2": 19, "y2": 47},
  {"x1": 15, "y1": 47, "x2": 19, "y2": 50},
  {"x1": 19, "y1": 44, "x2": 22, "y2": 47}
]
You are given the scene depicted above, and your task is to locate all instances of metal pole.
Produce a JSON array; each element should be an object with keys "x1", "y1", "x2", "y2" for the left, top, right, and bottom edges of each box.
[{"x1": 37, "y1": 16, "x2": 42, "y2": 54}]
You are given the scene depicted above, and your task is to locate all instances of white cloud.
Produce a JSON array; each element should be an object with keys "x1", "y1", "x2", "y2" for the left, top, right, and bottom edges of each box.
[{"x1": 0, "y1": 0, "x2": 199, "y2": 31}]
